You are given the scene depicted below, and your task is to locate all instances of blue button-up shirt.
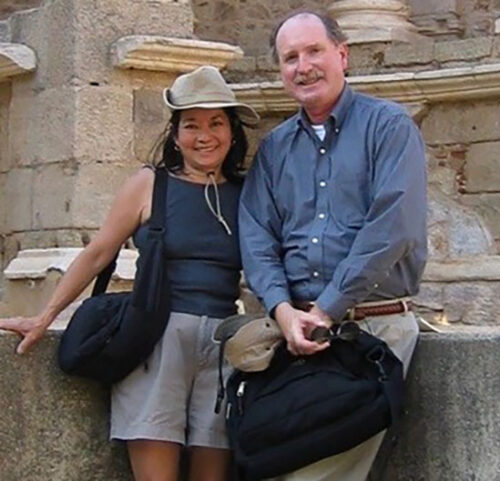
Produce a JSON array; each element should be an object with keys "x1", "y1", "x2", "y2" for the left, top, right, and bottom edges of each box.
[{"x1": 239, "y1": 84, "x2": 427, "y2": 321}]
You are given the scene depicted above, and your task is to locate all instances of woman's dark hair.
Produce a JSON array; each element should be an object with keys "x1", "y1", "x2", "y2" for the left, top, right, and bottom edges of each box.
[{"x1": 152, "y1": 108, "x2": 248, "y2": 184}]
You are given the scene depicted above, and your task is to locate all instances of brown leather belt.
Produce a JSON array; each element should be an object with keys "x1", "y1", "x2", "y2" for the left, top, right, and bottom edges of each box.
[{"x1": 292, "y1": 299, "x2": 412, "y2": 321}]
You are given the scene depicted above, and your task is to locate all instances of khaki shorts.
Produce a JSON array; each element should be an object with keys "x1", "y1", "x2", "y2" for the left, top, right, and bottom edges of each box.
[
  {"x1": 110, "y1": 311, "x2": 231, "y2": 449},
  {"x1": 266, "y1": 310, "x2": 420, "y2": 481}
]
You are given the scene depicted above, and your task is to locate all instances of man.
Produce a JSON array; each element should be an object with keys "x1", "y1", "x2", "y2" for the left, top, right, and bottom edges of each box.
[{"x1": 239, "y1": 9, "x2": 428, "y2": 481}]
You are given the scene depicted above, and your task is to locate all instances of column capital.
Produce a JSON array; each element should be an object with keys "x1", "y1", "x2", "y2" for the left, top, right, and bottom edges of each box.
[{"x1": 329, "y1": 0, "x2": 426, "y2": 44}]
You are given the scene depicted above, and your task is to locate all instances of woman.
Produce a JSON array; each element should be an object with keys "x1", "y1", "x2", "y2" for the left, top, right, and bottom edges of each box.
[{"x1": 0, "y1": 65, "x2": 259, "y2": 481}]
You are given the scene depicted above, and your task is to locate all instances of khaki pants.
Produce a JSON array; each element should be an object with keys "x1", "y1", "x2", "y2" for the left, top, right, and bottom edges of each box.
[{"x1": 266, "y1": 311, "x2": 420, "y2": 481}]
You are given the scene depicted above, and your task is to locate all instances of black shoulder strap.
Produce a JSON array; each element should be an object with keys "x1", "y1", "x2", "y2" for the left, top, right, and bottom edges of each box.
[{"x1": 91, "y1": 168, "x2": 168, "y2": 296}]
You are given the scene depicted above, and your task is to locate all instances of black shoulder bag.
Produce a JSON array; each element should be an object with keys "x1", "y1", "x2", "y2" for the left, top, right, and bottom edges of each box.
[
  {"x1": 225, "y1": 322, "x2": 404, "y2": 481},
  {"x1": 58, "y1": 169, "x2": 170, "y2": 384}
]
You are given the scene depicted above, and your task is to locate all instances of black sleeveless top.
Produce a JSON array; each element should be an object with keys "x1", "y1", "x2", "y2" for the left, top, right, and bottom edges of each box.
[{"x1": 134, "y1": 175, "x2": 242, "y2": 318}]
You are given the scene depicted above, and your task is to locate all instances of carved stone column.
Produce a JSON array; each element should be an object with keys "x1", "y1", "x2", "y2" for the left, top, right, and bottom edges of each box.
[{"x1": 328, "y1": 0, "x2": 425, "y2": 44}]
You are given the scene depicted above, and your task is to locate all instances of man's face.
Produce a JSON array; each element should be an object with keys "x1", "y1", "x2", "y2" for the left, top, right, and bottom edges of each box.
[{"x1": 276, "y1": 14, "x2": 348, "y2": 117}]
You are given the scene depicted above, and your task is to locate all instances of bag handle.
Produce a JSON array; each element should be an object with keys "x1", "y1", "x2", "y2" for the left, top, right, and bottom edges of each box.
[{"x1": 91, "y1": 167, "x2": 168, "y2": 297}]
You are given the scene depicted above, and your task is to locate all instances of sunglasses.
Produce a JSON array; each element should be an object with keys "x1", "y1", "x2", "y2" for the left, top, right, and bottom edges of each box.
[{"x1": 310, "y1": 321, "x2": 361, "y2": 343}]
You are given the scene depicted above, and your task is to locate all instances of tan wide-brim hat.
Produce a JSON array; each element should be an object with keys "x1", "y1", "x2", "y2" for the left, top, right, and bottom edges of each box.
[
  {"x1": 163, "y1": 65, "x2": 260, "y2": 126},
  {"x1": 214, "y1": 314, "x2": 284, "y2": 372}
]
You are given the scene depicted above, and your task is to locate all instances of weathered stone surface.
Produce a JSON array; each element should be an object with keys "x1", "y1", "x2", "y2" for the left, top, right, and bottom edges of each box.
[
  {"x1": 0, "y1": 82, "x2": 10, "y2": 173},
  {"x1": 427, "y1": 190, "x2": 494, "y2": 259},
  {"x1": 31, "y1": 161, "x2": 138, "y2": 230},
  {"x1": 74, "y1": 86, "x2": 134, "y2": 163},
  {"x1": 422, "y1": 101, "x2": 500, "y2": 144},
  {"x1": 0, "y1": 0, "x2": 41, "y2": 20},
  {"x1": 442, "y1": 283, "x2": 500, "y2": 325},
  {"x1": 462, "y1": 192, "x2": 500, "y2": 241},
  {"x1": 423, "y1": 256, "x2": 500, "y2": 282},
  {"x1": 133, "y1": 88, "x2": 170, "y2": 164},
  {"x1": 377, "y1": 328, "x2": 500, "y2": 481},
  {"x1": 464, "y1": 141, "x2": 500, "y2": 193},
  {"x1": 0, "y1": 330, "x2": 133, "y2": 481},
  {"x1": 111, "y1": 36, "x2": 243, "y2": 73},
  {"x1": 0, "y1": 20, "x2": 9, "y2": 40},
  {"x1": 385, "y1": 40, "x2": 435, "y2": 66},
  {"x1": 435, "y1": 37, "x2": 493, "y2": 63},
  {"x1": 8, "y1": 85, "x2": 76, "y2": 166},
  {"x1": 0, "y1": 327, "x2": 498, "y2": 481},
  {"x1": 4, "y1": 167, "x2": 34, "y2": 231}
]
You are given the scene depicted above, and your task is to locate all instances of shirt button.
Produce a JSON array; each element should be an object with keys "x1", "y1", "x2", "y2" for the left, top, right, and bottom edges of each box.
[
  {"x1": 319, "y1": 147, "x2": 326, "y2": 154},
  {"x1": 335, "y1": 128, "x2": 340, "y2": 134},
  {"x1": 318, "y1": 213, "x2": 326, "y2": 219},
  {"x1": 313, "y1": 271, "x2": 320, "y2": 278},
  {"x1": 319, "y1": 181, "x2": 327, "y2": 188},
  {"x1": 312, "y1": 237, "x2": 319, "y2": 244},
  {"x1": 373, "y1": 283, "x2": 379, "y2": 288}
]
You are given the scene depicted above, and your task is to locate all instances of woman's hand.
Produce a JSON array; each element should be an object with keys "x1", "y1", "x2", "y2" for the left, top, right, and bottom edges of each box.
[{"x1": 0, "y1": 315, "x2": 49, "y2": 354}]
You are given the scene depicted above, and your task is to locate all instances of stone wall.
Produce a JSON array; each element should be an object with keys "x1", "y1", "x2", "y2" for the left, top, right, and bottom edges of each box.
[{"x1": 0, "y1": 327, "x2": 498, "y2": 481}]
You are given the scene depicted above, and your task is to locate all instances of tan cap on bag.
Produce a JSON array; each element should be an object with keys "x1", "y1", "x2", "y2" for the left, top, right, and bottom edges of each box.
[{"x1": 214, "y1": 314, "x2": 284, "y2": 372}]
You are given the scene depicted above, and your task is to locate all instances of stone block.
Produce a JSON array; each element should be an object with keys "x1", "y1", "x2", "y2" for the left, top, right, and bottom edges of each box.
[
  {"x1": 8, "y1": 4, "x2": 76, "y2": 91},
  {"x1": 0, "y1": 82, "x2": 10, "y2": 173},
  {"x1": 0, "y1": 19, "x2": 9, "y2": 40},
  {"x1": 346, "y1": 43, "x2": 389, "y2": 75},
  {"x1": 409, "y1": 0, "x2": 458, "y2": 16},
  {"x1": 0, "y1": 327, "x2": 498, "y2": 481},
  {"x1": 71, "y1": 162, "x2": 139, "y2": 228},
  {"x1": 9, "y1": 85, "x2": 76, "y2": 166},
  {"x1": 133, "y1": 88, "x2": 170, "y2": 164},
  {"x1": 464, "y1": 141, "x2": 500, "y2": 193},
  {"x1": 0, "y1": 330, "x2": 133, "y2": 481},
  {"x1": 427, "y1": 190, "x2": 494, "y2": 259},
  {"x1": 74, "y1": 0, "x2": 194, "y2": 84},
  {"x1": 32, "y1": 161, "x2": 138, "y2": 231},
  {"x1": 443, "y1": 282, "x2": 500, "y2": 325},
  {"x1": 5, "y1": 166, "x2": 34, "y2": 232},
  {"x1": 421, "y1": 101, "x2": 500, "y2": 144},
  {"x1": 462, "y1": 193, "x2": 500, "y2": 241},
  {"x1": 0, "y1": 171, "x2": 6, "y2": 232},
  {"x1": 385, "y1": 41, "x2": 435, "y2": 66},
  {"x1": 74, "y1": 86, "x2": 134, "y2": 163},
  {"x1": 435, "y1": 37, "x2": 493, "y2": 63},
  {"x1": 378, "y1": 328, "x2": 500, "y2": 481}
]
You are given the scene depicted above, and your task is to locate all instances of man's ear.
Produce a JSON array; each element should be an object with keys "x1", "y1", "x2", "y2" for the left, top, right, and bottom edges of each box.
[{"x1": 339, "y1": 43, "x2": 349, "y2": 72}]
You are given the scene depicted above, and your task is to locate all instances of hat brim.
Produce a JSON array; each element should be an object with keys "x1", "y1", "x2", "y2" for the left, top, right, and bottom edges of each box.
[{"x1": 162, "y1": 88, "x2": 260, "y2": 126}]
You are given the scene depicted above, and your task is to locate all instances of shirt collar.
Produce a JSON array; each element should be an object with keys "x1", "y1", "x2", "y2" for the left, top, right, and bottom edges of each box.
[{"x1": 296, "y1": 82, "x2": 354, "y2": 131}]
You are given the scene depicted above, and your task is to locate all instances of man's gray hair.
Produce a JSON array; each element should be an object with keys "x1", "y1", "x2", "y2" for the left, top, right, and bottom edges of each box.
[{"x1": 269, "y1": 10, "x2": 348, "y2": 63}]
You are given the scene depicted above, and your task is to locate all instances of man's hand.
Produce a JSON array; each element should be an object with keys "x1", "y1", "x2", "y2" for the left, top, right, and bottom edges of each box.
[{"x1": 274, "y1": 302, "x2": 332, "y2": 356}]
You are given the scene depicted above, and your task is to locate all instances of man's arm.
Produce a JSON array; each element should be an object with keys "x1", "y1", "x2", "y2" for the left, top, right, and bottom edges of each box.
[
  {"x1": 239, "y1": 143, "x2": 330, "y2": 355},
  {"x1": 315, "y1": 113, "x2": 427, "y2": 320}
]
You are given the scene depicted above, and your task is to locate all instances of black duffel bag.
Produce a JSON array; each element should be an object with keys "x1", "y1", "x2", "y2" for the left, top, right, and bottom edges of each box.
[
  {"x1": 58, "y1": 169, "x2": 170, "y2": 384},
  {"x1": 225, "y1": 322, "x2": 404, "y2": 481}
]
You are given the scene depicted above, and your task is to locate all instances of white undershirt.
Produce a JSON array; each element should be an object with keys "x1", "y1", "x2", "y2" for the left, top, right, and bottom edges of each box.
[{"x1": 311, "y1": 124, "x2": 326, "y2": 141}]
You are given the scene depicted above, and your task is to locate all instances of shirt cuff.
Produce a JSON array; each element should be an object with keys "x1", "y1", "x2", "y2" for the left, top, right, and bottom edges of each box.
[
  {"x1": 263, "y1": 289, "x2": 291, "y2": 318},
  {"x1": 315, "y1": 284, "x2": 356, "y2": 321}
]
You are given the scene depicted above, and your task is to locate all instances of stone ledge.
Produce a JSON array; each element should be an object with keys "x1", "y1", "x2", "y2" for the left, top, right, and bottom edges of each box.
[
  {"x1": 4, "y1": 248, "x2": 137, "y2": 281},
  {"x1": 0, "y1": 42, "x2": 36, "y2": 80},
  {"x1": 0, "y1": 328, "x2": 497, "y2": 480},
  {"x1": 110, "y1": 35, "x2": 243, "y2": 73},
  {"x1": 232, "y1": 63, "x2": 500, "y2": 115},
  {"x1": 423, "y1": 256, "x2": 500, "y2": 282}
]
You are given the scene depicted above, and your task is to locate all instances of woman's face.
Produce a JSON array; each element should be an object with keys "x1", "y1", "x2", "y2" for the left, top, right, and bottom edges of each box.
[{"x1": 175, "y1": 108, "x2": 232, "y2": 179}]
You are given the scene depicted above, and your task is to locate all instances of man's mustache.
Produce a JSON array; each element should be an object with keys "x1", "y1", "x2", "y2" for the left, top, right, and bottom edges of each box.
[{"x1": 294, "y1": 71, "x2": 324, "y2": 85}]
